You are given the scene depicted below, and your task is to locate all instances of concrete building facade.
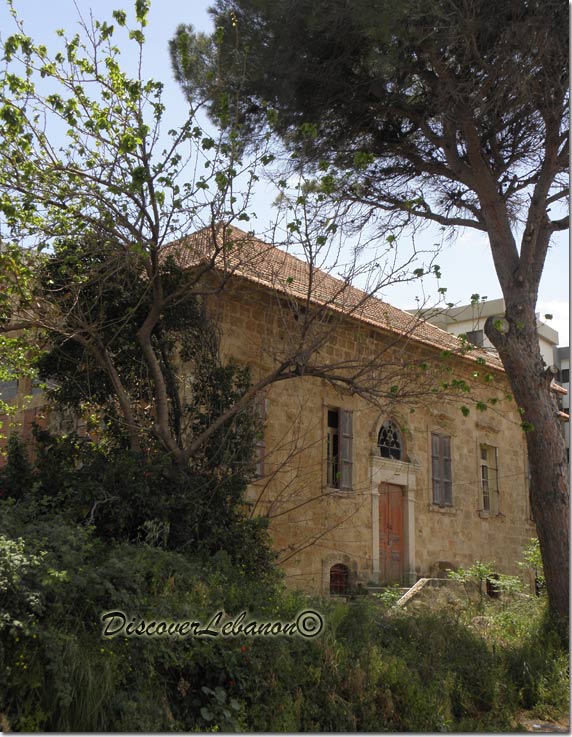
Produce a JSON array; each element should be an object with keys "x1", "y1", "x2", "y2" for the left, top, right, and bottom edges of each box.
[
  {"x1": 415, "y1": 297, "x2": 560, "y2": 366},
  {"x1": 556, "y1": 346, "x2": 570, "y2": 459}
]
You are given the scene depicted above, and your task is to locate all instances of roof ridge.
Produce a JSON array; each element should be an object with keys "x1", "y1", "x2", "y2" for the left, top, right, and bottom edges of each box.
[{"x1": 167, "y1": 223, "x2": 505, "y2": 372}]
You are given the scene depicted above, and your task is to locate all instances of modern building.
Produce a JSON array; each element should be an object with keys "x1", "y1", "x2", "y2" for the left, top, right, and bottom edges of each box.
[
  {"x1": 414, "y1": 297, "x2": 559, "y2": 365},
  {"x1": 555, "y1": 346, "x2": 570, "y2": 458}
]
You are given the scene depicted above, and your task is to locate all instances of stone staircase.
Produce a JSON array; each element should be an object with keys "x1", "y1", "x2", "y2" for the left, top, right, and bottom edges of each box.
[
  {"x1": 365, "y1": 586, "x2": 409, "y2": 597},
  {"x1": 368, "y1": 578, "x2": 468, "y2": 609}
]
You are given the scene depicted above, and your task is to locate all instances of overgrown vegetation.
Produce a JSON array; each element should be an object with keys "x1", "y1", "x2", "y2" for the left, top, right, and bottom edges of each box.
[{"x1": 0, "y1": 438, "x2": 567, "y2": 732}]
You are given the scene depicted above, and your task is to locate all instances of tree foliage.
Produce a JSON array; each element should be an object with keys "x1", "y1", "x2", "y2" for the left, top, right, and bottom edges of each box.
[
  {"x1": 0, "y1": 484, "x2": 567, "y2": 731},
  {"x1": 173, "y1": 0, "x2": 567, "y2": 233},
  {"x1": 0, "y1": 0, "x2": 281, "y2": 580},
  {"x1": 0, "y1": 0, "x2": 262, "y2": 457},
  {"x1": 0, "y1": 0, "x2": 456, "y2": 467}
]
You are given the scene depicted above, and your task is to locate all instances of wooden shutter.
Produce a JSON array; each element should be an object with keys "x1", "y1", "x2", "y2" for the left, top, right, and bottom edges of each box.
[
  {"x1": 339, "y1": 409, "x2": 353, "y2": 490},
  {"x1": 441, "y1": 435, "x2": 452, "y2": 505},
  {"x1": 431, "y1": 433, "x2": 441, "y2": 504},
  {"x1": 491, "y1": 446, "x2": 499, "y2": 514},
  {"x1": 432, "y1": 433, "x2": 452, "y2": 506}
]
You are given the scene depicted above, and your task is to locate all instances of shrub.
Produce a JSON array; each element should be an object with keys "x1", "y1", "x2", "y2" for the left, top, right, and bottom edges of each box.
[{"x1": 0, "y1": 438, "x2": 567, "y2": 731}]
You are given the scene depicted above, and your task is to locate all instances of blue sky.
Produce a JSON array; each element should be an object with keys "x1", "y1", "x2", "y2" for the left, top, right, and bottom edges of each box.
[{"x1": 1, "y1": 0, "x2": 569, "y2": 345}]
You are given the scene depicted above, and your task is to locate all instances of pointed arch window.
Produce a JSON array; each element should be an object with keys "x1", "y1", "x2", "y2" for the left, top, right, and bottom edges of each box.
[{"x1": 378, "y1": 420, "x2": 403, "y2": 460}]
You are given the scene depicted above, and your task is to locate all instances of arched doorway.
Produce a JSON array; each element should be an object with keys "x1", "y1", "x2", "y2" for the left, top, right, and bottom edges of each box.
[{"x1": 372, "y1": 417, "x2": 417, "y2": 586}]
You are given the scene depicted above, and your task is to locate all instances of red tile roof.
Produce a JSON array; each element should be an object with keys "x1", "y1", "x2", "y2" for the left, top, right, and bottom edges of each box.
[{"x1": 163, "y1": 224, "x2": 506, "y2": 370}]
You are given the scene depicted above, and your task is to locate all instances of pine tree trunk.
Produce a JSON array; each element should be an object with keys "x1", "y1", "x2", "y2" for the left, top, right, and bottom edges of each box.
[{"x1": 485, "y1": 301, "x2": 569, "y2": 624}]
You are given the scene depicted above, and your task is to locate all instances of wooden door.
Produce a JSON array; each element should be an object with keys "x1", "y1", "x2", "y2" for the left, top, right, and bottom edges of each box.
[{"x1": 379, "y1": 483, "x2": 403, "y2": 584}]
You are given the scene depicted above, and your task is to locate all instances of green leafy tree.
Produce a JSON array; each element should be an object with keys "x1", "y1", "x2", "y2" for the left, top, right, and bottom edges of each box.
[
  {"x1": 0, "y1": 0, "x2": 270, "y2": 460},
  {"x1": 0, "y1": 0, "x2": 448, "y2": 466},
  {"x1": 519, "y1": 538, "x2": 546, "y2": 595},
  {"x1": 0, "y1": 0, "x2": 282, "y2": 570},
  {"x1": 171, "y1": 0, "x2": 569, "y2": 622}
]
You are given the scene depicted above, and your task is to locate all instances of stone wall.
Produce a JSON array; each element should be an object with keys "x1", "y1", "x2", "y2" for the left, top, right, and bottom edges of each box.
[
  {"x1": 0, "y1": 271, "x2": 537, "y2": 597},
  {"x1": 211, "y1": 277, "x2": 536, "y2": 595}
]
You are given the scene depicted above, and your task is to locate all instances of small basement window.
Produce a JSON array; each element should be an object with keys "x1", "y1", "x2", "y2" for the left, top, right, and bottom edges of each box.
[
  {"x1": 486, "y1": 574, "x2": 501, "y2": 599},
  {"x1": 329, "y1": 563, "x2": 350, "y2": 595}
]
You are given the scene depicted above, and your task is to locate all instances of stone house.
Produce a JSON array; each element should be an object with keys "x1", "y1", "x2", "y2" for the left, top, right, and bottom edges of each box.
[
  {"x1": 168, "y1": 226, "x2": 541, "y2": 594},
  {"x1": 1, "y1": 226, "x2": 548, "y2": 595}
]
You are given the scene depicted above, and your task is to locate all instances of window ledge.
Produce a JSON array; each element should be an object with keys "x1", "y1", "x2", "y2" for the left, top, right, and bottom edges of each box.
[
  {"x1": 475, "y1": 420, "x2": 500, "y2": 433},
  {"x1": 478, "y1": 510, "x2": 502, "y2": 519},
  {"x1": 428, "y1": 504, "x2": 456, "y2": 514},
  {"x1": 325, "y1": 486, "x2": 354, "y2": 495}
]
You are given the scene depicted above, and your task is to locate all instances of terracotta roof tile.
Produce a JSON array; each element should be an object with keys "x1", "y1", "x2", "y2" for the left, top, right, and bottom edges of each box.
[{"x1": 163, "y1": 224, "x2": 505, "y2": 372}]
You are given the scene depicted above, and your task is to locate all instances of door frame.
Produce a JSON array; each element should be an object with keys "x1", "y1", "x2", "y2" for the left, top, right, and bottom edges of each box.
[
  {"x1": 371, "y1": 457, "x2": 417, "y2": 585},
  {"x1": 378, "y1": 482, "x2": 404, "y2": 584}
]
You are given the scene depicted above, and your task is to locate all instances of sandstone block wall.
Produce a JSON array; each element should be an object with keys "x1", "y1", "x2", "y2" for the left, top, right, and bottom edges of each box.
[
  {"x1": 0, "y1": 273, "x2": 537, "y2": 597},
  {"x1": 212, "y1": 279, "x2": 536, "y2": 595}
]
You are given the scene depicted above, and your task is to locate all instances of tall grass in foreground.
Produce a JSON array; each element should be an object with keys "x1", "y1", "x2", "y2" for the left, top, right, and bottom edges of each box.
[{"x1": 1, "y1": 522, "x2": 568, "y2": 732}]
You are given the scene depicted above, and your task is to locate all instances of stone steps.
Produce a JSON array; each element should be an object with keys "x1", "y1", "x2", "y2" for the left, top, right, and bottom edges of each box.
[
  {"x1": 366, "y1": 586, "x2": 409, "y2": 596},
  {"x1": 367, "y1": 578, "x2": 467, "y2": 609}
]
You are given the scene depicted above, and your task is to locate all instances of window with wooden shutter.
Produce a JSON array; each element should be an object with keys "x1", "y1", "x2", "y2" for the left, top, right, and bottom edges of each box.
[
  {"x1": 327, "y1": 408, "x2": 353, "y2": 490},
  {"x1": 431, "y1": 432, "x2": 453, "y2": 507},
  {"x1": 340, "y1": 409, "x2": 353, "y2": 490},
  {"x1": 480, "y1": 444, "x2": 499, "y2": 513},
  {"x1": 441, "y1": 435, "x2": 452, "y2": 505},
  {"x1": 431, "y1": 433, "x2": 442, "y2": 504},
  {"x1": 327, "y1": 409, "x2": 339, "y2": 487}
]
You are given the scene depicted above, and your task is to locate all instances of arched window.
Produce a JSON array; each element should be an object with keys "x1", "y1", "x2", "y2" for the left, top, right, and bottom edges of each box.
[
  {"x1": 378, "y1": 420, "x2": 403, "y2": 460},
  {"x1": 329, "y1": 564, "x2": 350, "y2": 595}
]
